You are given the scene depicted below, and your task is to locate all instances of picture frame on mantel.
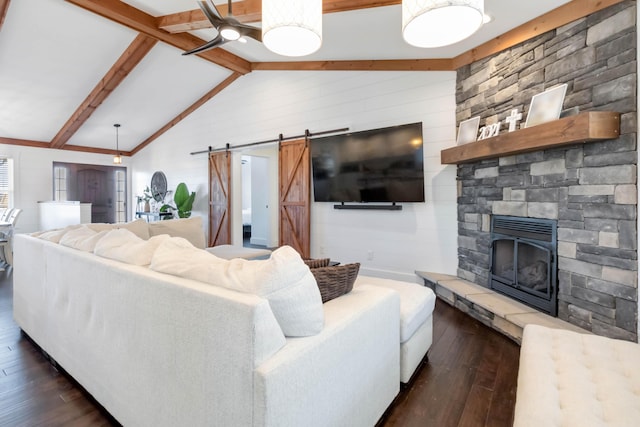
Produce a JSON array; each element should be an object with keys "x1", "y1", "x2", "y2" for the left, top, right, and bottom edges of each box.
[
  {"x1": 456, "y1": 116, "x2": 480, "y2": 145},
  {"x1": 525, "y1": 83, "x2": 568, "y2": 128}
]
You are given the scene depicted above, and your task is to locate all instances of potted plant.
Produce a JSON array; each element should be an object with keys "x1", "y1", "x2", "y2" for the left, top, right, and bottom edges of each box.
[
  {"x1": 137, "y1": 186, "x2": 153, "y2": 212},
  {"x1": 160, "y1": 182, "x2": 196, "y2": 219}
]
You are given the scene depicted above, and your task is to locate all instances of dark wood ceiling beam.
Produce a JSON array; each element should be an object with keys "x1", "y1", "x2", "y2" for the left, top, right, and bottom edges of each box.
[
  {"x1": 451, "y1": 0, "x2": 626, "y2": 69},
  {"x1": 0, "y1": 137, "x2": 49, "y2": 149},
  {"x1": 158, "y1": 0, "x2": 262, "y2": 32},
  {"x1": 130, "y1": 72, "x2": 242, "y2": 156},
  {"x1": 65, "y1": 0, "x2": 251, "y2": 74},
  {"x1": 0, "y1": 137, "x2": 132, "y2": 156},
  {"x1": 50, "y1": 34, "x2": 157, "y2": 149},
  {"x1": 158, "y1": 0, "x2": 400, "y2": 33},
  {"x1": 252, "y1": 59, "x2": 453, "y2": 71},
  {"x1": 0, "y1": 0, "x2": 11, "y2": 31}
]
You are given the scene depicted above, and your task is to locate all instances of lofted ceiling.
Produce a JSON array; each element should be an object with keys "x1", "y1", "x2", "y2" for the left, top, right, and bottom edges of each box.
[{"x1": 1, "y1": 0, "x2": 622, "y2": 157}]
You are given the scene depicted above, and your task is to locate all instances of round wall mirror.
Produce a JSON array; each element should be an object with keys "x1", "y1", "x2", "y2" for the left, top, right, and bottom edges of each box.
[{"x1": 150, "y1": 171, "x2": 168, "y2": 202}]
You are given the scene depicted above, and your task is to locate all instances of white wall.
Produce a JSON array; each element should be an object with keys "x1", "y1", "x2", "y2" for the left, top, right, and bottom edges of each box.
[
  {"x1": 0, "y1": 144, "x2": 132, "y2": 233},
  {"x1": 132, "y1": 70, "x2": 458, "y2": 281}
]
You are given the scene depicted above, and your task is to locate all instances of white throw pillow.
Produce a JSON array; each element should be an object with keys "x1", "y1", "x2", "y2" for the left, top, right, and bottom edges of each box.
[
  {"x1": 87, "y1": 218, "x2": 150, "y2": 240},
  {"x1": 59, "y1": 226, "x2": 109, "y2": 252},
  {"x1": 150, "y1": 238, "x2": 324, "y2": 337},
  {"x1": 35, "y1": 224, "x2": 82, "y2": 243},
  {"x1": 148, "y1": 217, "x2": 206, "y2": 249},
  {"x1": 94, "y1": 228, "x2": 169, "y2": 265}
]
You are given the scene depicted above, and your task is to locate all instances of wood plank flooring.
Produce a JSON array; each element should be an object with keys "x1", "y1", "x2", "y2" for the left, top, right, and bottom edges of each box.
[{"x1": 0, "y1": 271, "x2": 519, "y2": 426}]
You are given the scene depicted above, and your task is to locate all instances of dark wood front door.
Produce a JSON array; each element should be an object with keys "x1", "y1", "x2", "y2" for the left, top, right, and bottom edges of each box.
[
  {"x1": 209, "y1": 151, "x2": 231, "y2": 246},
  {"x1": 279, "y1": 138, "x2": 310, "y2": 258}
]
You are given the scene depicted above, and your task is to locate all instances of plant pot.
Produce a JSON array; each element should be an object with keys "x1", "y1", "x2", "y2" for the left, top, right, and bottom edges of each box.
[{"x1": 144, "y1": 201, "x2": 150, "y2": 212}]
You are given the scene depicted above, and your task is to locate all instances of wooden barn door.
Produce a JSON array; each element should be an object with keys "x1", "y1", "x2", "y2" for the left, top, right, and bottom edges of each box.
[
  {"x1": 209, "y1": 151, "x2": 231, "y2": 246},
  {"x1": 279, "y1": 138, "x2": 311, "y2": 258}
]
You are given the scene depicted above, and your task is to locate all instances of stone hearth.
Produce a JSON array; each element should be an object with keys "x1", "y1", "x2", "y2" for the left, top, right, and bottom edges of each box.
[{"x1": 416, "y1": 271, "x2": 587, "y2": 344}]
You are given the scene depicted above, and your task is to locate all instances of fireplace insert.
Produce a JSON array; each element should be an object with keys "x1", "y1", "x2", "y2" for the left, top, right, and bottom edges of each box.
[{"x1": 489, "y1": 215, "x2": 557, "y2": 316}]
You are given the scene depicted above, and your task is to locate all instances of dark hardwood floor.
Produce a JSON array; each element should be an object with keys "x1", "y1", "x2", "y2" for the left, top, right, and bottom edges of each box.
[{"x1": 0, "y1": 271, "x2": 519, "y2": 426}]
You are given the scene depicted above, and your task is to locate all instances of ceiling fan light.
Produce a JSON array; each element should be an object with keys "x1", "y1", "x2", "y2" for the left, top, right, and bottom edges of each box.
[
  {"x1": 262, "y1": 0, "x2": 322, "y2": 57},
  {"x1": 402, "y1": 0, "x2": 484, "y2": 48},
  {"x1": 220, "y1": 25, "x2": 241, "y2": 41}
]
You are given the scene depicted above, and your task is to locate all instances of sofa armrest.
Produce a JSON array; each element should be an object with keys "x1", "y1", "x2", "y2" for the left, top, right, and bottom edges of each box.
[{"x1": 253, "y1": 284, "x2": 400, "y2": 427}]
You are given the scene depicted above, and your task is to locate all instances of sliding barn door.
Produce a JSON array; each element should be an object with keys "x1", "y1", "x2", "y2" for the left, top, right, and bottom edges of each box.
[
  {"x1": 279, "y1": 138, "x2": 311, "y2": 258},
  {"x1": 208, "y1": 151, "x2": 231, "y2": 247}
]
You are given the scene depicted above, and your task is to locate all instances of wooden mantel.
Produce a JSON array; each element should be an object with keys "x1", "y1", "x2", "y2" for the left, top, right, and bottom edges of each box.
[{"x1": 441, "y1": 111, "x2": 620, "y2": 165}]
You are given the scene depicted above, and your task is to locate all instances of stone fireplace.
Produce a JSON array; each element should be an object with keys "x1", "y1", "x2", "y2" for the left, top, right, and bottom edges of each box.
[
  {"x1": 455, "y1": 1, "x2": 638, "y2": 341},
  {"x1": 490, "y1": 215, "x2": 558, "y2": 316}
]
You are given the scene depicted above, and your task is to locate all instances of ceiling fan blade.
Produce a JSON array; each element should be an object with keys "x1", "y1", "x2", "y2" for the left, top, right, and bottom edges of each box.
[
  {"x1": 240, "y1": 25, "x2": 262, "y2": 42},
  {"x1": 198, "y1": 1, "x2": 225, "y2": 28},
  {"x1": 182, "y1": 34, "x2": 229, "y2": 56}
]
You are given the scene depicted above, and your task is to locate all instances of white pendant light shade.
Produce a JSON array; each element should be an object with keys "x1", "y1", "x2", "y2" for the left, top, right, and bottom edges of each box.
[
  {"x1": 402, "y1": 0, "x2": 484, "y2": 48},
  {"x1": 262, "y1": 0, "x2": 322, "y2": 57}
]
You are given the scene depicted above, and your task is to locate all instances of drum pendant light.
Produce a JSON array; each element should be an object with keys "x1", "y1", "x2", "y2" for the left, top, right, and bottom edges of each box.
[
  {"x1": 262, "y1": 0, "x2": 322, "y2": 57},
  {"x1": 402, "y1": 0, "x2": 484, "y2": 48}
]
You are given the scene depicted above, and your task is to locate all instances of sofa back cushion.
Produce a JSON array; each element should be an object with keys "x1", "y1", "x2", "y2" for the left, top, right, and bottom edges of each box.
[
  {"x1": 148, "y1": 217, "x2": 206, "y2": 249},
  {"x1": 59, "y1": 226, "x2": 109, "y2": 252},
  {"x1": 94, "y1": 229, "x2": 169, "y2": 265},
  {"x1": 150, "y1": 238, "x2": 323, "y2": 337},
  {"x1": 87, "y1": 218, "x2": 150, "y2": 240}
]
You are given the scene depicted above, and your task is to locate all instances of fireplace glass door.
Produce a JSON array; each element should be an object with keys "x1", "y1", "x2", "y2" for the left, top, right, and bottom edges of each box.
[
  {"x1": 490, "y1": 215, "x2": 557, "y2": 316},
  {"x1": 492, "y1": 239, "x2": 551, "y2": 300}
]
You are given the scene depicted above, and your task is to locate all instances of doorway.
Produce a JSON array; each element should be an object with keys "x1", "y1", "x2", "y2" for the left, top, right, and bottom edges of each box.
[
  {"x1": 53, "y1": 162, "x2": 127, "y2": 223},
  {"x1": 240, "y1": 145, "x2": 278, "y2": 249},
  {"x1": 241, "y1": 155, "x2": 269, "y2": 248}
]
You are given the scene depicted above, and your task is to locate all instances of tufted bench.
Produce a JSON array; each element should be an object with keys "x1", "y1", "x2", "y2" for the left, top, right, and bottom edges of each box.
[
  {"x1": 514, "y1": 324, "x2": 640, "y2": 427},
  {"x1": 355, "y1": 276, "x2": 436, "y2": 383}
]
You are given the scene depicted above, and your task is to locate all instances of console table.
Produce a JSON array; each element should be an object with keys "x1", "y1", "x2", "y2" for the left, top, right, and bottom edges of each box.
[{"x1": 135, "y1": 211, "x2": 172, "y2": 222}]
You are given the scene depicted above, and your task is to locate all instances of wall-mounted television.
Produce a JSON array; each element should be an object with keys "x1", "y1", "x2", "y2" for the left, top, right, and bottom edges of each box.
[{"x1": 310, "y1": 122, "x2": 425, "y2": 203}]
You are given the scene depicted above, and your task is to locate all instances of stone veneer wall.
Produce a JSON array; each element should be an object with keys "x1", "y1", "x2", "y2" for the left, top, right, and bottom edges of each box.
[{"x1": 455, "y1": 1, "x2": 638, "y2": 341}]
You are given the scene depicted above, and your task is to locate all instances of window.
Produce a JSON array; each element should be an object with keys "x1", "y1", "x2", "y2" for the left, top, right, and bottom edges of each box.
[
  {"x1": 115, "y1": 170, "x2": 126, "y2": 223},
  {"x1": 0, "y1": 157, "x2": 13, "y2": 209},
  {"x1": 54, "y1": 166, "x2": 68, "y2": 201}
]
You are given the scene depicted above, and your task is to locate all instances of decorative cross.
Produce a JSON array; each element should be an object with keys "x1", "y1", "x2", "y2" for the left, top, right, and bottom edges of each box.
[{"x1": 505, "y1": 108, "x2": 523, "y2": 132}]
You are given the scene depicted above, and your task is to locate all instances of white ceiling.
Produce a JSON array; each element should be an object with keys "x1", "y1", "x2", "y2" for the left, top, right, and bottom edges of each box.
[{"x1": 0, "y1": 0, "x2": 572, "y2": 153}]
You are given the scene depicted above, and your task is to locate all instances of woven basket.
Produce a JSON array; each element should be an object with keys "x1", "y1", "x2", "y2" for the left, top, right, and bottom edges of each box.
[
  {"x1": 310, "y1": 263, "x2": 360, "y2": 303},
  {"x1": 303, "y1": 258, "x2": 331, "y2": 269}
]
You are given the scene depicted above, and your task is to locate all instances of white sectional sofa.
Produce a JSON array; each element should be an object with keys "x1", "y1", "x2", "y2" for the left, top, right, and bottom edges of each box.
[{"x1": 12, "y1": 221, "x2": 416, "y2": 427}]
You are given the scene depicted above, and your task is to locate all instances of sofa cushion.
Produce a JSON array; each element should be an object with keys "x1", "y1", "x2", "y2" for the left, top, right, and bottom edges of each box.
[
  {"x1": 87, "y1": 218, "x2": 150, "y2": 240},
  {"x1": 34, "y1": 224, "x2": 82, "y2": 242},
  {"x1": 94, "y1": 229, "x2": 169, "y2": 265},
  {"x1": 355, "y1": 276, "x2": 436, "y2": 343},
  {"x1": 148, "y1": 217, "x2": 206, "y2": 249},
  {"x1": 310, "y1": 263, "x2": 360, "y2": 303},
  {"x1": 150, "y1": 238, "x2": 323, "y2": 337},
  {"x1": 59, "y1": 226, "x2": 109, "y2": 252}
]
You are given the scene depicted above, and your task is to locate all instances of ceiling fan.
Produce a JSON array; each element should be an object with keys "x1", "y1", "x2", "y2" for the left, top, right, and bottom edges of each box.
[{"x1": 182, "y1": 0, "x2": 262, "y2": 55}]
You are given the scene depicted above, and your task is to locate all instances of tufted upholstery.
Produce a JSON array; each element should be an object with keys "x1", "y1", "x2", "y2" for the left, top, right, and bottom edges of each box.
[{"x1": 514, "y1": 324, "x2": 640, "y2": 427}]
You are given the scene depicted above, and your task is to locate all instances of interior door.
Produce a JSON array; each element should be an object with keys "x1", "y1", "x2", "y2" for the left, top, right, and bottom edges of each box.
[
  {"x1": 279, "y1": 138, "x2": 311, "y2": 258},
  {"x1": 209, "y1": 151, "x2": 231, "y2": 246}
]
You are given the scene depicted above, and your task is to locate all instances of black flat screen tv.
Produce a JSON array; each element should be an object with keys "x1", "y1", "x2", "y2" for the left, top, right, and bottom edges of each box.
[{"x1": 311, "y1": 122, "x2": 425, "y2": 203}]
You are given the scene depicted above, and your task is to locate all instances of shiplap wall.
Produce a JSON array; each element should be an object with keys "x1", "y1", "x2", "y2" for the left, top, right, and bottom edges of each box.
[{"x1": 133, "y1": 70, "x2": 458, "y2": 281}]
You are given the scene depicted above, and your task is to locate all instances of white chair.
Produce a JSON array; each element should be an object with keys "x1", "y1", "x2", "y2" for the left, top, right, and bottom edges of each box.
[
  {"x1": 0, "y1": 208, "x2": 12, "y2": 222},
  {"x1": 0, "y1": 208, "x2": 21, "y2": 267}
]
